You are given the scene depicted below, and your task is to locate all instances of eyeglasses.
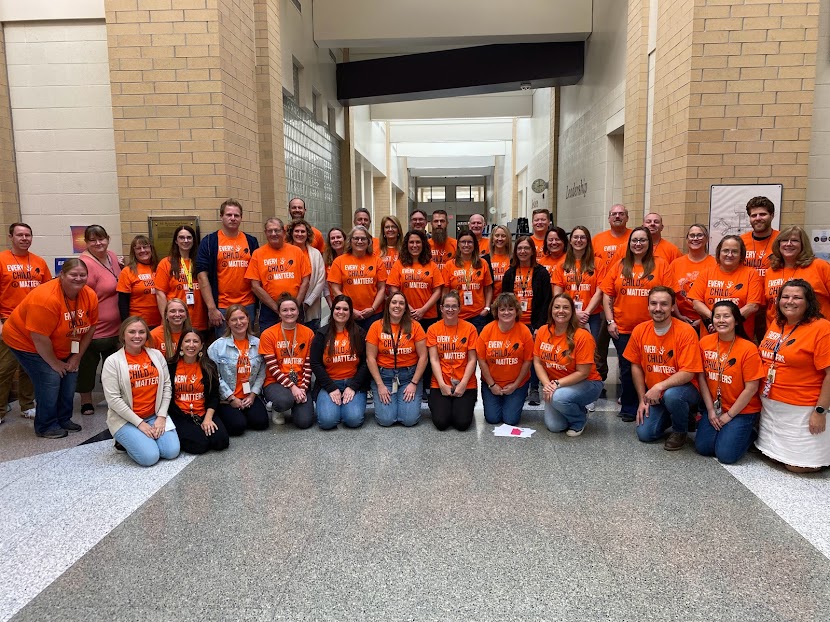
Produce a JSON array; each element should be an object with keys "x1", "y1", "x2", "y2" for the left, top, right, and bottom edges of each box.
[
  {"x1": 570, "y1": 235, "x2": 587, "y2": 241},
  {"x1": 352, "y1": 237, "x2": 368, "y2": 243},
  {"x1": 720, "y1": 249, "x2": 740, "y2": 255},
  {"x1": 630, "y1": 239, "x2": 649, "y2": 245},
  {"x1": 442, "y1": 305, "x2": 459, "y2": 311},
  {"x1": 687, "y1": 234, "x2": 706, "y2": 240}
]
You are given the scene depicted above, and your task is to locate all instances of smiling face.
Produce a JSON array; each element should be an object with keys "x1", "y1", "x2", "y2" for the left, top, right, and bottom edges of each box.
[
  {"x1": 329, "y1": 229, "x2": 345, "y2": 253},
  {"x1": 778, "y1": 233, "x2": 802, "y2": 264},
  {"x1": 228, "y1": 309, "x2": 249, "y2": 338},
  {"x1": 123, "y1": 320, "x2": 148, "y2": 354},
  {"x1": 441, "y1": 296, "x2": 460, "y2": 323},
  {"x1": 350, "y1": 230, "x2": 369, "y2": 256},
  {"x1": 180, "y1": 331, "x2": 203, "y2": 360},
  {"x1": 176, "y1": 228, "x2": 194, "y2": 254},
  {"x1": 457, "y1": 234, "x2": 475, "y2": 259},
  {"x1": 748, "y1": 207, "x2": 773, "y2": 236},
  {"x1": 569, "y1": 228, "x2": 588, "y2": 253},
  {"x1": 60, "y1": 264, "x2": 89, "y2": 298},
  {"x1": 389, "y1": 294, "x2": 407, "y2": 322},
  {"x1": 291, "y1": 224, "x2": 308, "y2": 246},
  {"x1": 266, "y1": 221, "x2": 285, "y2": 249},
  {"x1": 288, "y1": 198, "x2": 306, "y2": 220},
  {"x1": 134, "y1": 240, "x2": 153, "y2": 265},
  {"x1": 85, "y1": 235, "x2": 109, "y2": 258},
  {"x1": 629, "y1": 231, "x2": 650, "y2": 258},
  {"x1": 332, "y1": 300, "x2": 351, "y2": 327},
  {"x1": 686, "y1": 226, "x2": 707, "y2": 253},
  {"x1": 711, "y1": 305, "x2": 737, "y2": 339},
  {"x1": 166, "y1": 301, "x2": 187, "y2": 330},
  {"x1": 468, "y1": 214, "x2": 485, "y2": 237},
  {"x1": 718, "y1": 238, "x2": 741, "y2": 271},
  {"x1": 608, "y1": 206, "x2": 628, "y2": 230},
  {"x1": 779, "y1": 285, "x2": 808, "y2": 324},
  {"x1": 10, "y1": 225, "x2": 32, "y2": 254},
  {"x1": 648, "y1": 292, "x2": 673, "y2": 326},
  {"x1": 409, "y1": 211, "x2": 427, "y2": 232},
  {"x1": 497, "y1": 303, "x2": 517, "y2": 325},
  {"x1": 643, "y1": 213, "x2": 664, "y2": 239},
  {"x1": 407, "y1": 234, "x2": 423, "y2": 257},
  {"x1": 279, "y1": 300, "x2": 299, "y2": 326},
  {"x1": 546, "y1": 230, "x2": 565, "y2": 256},
  {"x1": 516, "y1": 240, "x2": 534, "y2": 265},
  {"x1": 551, "y1": 297, "x2": 572, "y2": 326},
  {"x1": 532, "y1": 212, "x2": 550, "y2": 237},
  {"x1": 354, "y1": 211, "x2": 371, "y2": 229},
  {"x1": 492, "y1": 227, "x2": 508, "y2": 251},
  {"x1": 383, "y1": 219, "x2": 400, "y2": 242}
]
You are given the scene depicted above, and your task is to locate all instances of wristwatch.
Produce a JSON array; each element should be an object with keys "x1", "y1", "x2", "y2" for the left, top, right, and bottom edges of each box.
[
  {"x1": 816, "y1": 406, "x2": 826, "y2": 415},
  {"x1": 607, "y1": 319, "x2": 615, "y2": 325},
  {"x1": 484, "y1": 306, "x2": 491, "y2": 312}
]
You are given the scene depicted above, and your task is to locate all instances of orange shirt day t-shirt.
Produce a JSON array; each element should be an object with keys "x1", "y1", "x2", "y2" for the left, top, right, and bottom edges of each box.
[
  {"x1": 259, "y1": 322, "x2": 314, "y2": 388},
  {"x1": 763, "y1": 259, "x2": 830, "y2": 326},
  {"x1": 488, "y1": 254, "x2": 511, "y2": 297},
  {"x1": 476, "y1": 321, "x2": 534, "y2": 386},
  {"x1": 148, "y1": 326, "x2": 181, "y2": 359},
  {"x1": 321, "y1": 329, "x2": 360, "y2": 380},
  {"x1": 758, "y1": 319, "x2": 830, "y2": 406},
  {"x1": 117, "y1": 263, "x2": 161, "y2": 327},
  {"x1": 687, "y1": 263, "x2": 764, "y2": 337},
  {"x1": 366, "y1": 320, "x2": 426, "y2": 369},
  {"x1": 592, "y1": 229, "x2": 631, "y2": 280},
  {"x1": 328, "y1": 253, "x2": 388, "y2": 312},
  {"x1": 386, "y1": 260, "x2": 444, "y2": 319},
  {"x1": 0, "y1": 250, "x2": 52, "y2": 319},
  {"x1": 2, "y1": 279, "x2": 98, "y2": 360},
  {"x1": 244, "y1": 243, "x2": 311, "y2": 301},
  {"x1": 538, "y1": 254, "x2": 565, "y2": 282},
  {"x1": 216, "y1": 230, "x2": 254, "y2": 307},
  {"x1": 173, "y1": 359, "x2": 206, "y2": 415},
  {"x1": 699, "y1": 333, "x2": 764, "y2": 414},
  {"x1": 533, "y1": 325, "x2": 601, "y2": 382},
  {"x1": 126, "y1": 349, "x2": 160, "y2": 418},
  {"x1": 624, "y1": 318, "x2": 703, "y2": 390},
  {"x1": 552, "y1": 260, "x2": 601, "y2": 315},
  {"x1": 442, "y1": 260, "x2": 493, "y2": 319},
  {"x1": 670, "y1": 254, "x2": 717, "y2": 321},
  {"x1": 426, "y1": 319, "x2": 478, "y2": 390},
  {"x1": 429, "y1": 238, "x2": 457, "y2": 273},
  {"x1": 741, "y1": 230, "x2": 779, "y2": 279},
  {"x1": 600, "y1": 258, "x2": 673, "y2": 334},
  {"x1": 155, "y1": 257, "x2": 208, "y2": 331}
]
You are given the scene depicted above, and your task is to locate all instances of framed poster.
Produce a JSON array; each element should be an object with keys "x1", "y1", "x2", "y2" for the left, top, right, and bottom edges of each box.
[
  {"x1": 709, "y1": 184, "x2": 782, "y2": 253},
  {"x1": 148, "y1": 216, "x2": 201, "y2": 260}
]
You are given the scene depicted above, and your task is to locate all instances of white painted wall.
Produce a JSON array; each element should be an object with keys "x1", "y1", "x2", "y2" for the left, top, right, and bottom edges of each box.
[
  {"x1": 0, "y1": 0, "x2": 104, "y2": 21},
  {"x1": 515, "y1": 88, "x2": 552, "y2": 219},
  {"x1": 372, "y1": 93, "x2": 533, "y2": 120},
  {"x1": 5, "y1": 21, "x2": 121, "y2": 267},
  {"x1": 352, "y1": 105, "x2": 388, "y2": 175},
  {"x1": 805, "y1": 0, "x2": 830, "y2": 230},
  {"x1": 557, "y1": 0, "x2": 628, "y2": 235},
  {"x1": 495, "y1": 153, "x2": 513, "y2": 222}
]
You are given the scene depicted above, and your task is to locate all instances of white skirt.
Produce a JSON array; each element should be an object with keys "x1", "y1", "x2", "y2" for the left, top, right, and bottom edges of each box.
[{"x1": 756, "y1": 397, "x2": 830, "y2": 468}]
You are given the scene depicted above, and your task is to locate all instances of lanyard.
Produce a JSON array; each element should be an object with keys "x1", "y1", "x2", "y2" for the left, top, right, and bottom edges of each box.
[
  {"x1": 88, "y1": 251, "x2": 117, "y2": 278},
  {"x1": 181, "y1": 258, "x2": 194, "y2": 290},
  {"x1": 63, "y1": 292, "x2": 79, "y2": 337},
  {"x1": 391, "y1": 325, "x2": 403, "y2": 371},
  {"x1": 517, "y1": 267, "x2": 531, "y2": 294},
  {"x1": 715, "y1": 337, "x2": 737, "y2": 400},
  {"x1": 769, "y1": 323, "x2": 800, "y2": 370},
  {"x1": 281, "y1": 325, "x2": 297, "y2": 367}
]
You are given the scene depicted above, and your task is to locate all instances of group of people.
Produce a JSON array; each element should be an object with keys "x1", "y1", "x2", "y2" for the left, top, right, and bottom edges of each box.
[{"x1": 1, "y1": 195, "x2": 827, "y2": 473}]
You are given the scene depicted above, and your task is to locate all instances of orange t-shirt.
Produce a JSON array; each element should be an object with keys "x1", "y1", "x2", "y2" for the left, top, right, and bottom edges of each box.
[
  {"x1": 366, "y1": 320, "x2": 426, "y2": 369},
  {"x1": 538, "y1": 254, "x2": 565, "y2": 282},
  {"x1": 233, "y1": 338, "x2": 252, "y2": 399},
  {"x1": 259, "y1": 322, "x2": 314, "y2": 387},
  {"x1": 386, "y1": 260, "x2": 444, "y2": 319},
  {"x1": 531, "y1": 235, "x2": 546, "y2": 261},
  {"x1": 511, "y1": 266, "x2": 536, "y2": 325},
  {"x1": 552, "y1": 259, "x2": 601, "y2": 315},
  {"x1": 429, "y1": 238, "x2": 458, "y2": 273},
  {"x1": 671, "y1": 254, "x2": 717, "y2": 321},
  {"x1": 763, "y1": 260, "x2": 830, "y2": 326},
  {"x1": 599, "y1": 258, "x2": 673, "y2": 333},
  {"x1": 442, "y1": 260, "x2": 493, "y2": 319},
  {"x1": 477, "y1": 237, "x2": 490, "y2": 256},
  {"x1": 321, "y1": 329, "x2": 360, "y2": 380},
  {"x1": 117, "y1": 263, "x2": 161, "y2": 327},
  {"x1": 741, "y1": 230, "x2": 779, "y2": 279},
  {"x1": 216, "y1": 230, "x2": 254, "y2": 307},
  {"x1": 624, "y1": 318, "x2": 703, "y2": 390},
  {"x1": 379, "y1": 247, "x2": 399, "y2": 275},
  {"x1": 687, "y1": 263, "x2": 765, "y2": 337},
  {"x1": 310, "y1": 226, "x2": 325, "y2": 253},
  {"x1": 0, "y1": 250, "x2": 52, "y2": 319},
  {"x1": 699, "y1": 334, "x2": 764, "y2": 414},
  {"x1": 533, "y1": 324, "x2": 601, "y2": 382},
  {"x1": 652, "y1": 239, "x2": 682, "y2": 265},
  {"x1": 476, "y1": 321, "x2": 534, "y2": 386},
  {"x1": 2, "y1": 279, "x2": 98, "y2": 359},
  {"x1": 759, "y1": 319, "x2": 830, "y2": 405},
  {"x1": 592, "y1": 228, "x2": 631, "y2": 280},
  {"x1": 426, "y1": 319, "x2": 478, "y2": 390},
  {"x1": 489, "y1": 254, "x2": 511, "y2": 297},
  {"x1": 148, "y1": 326, "x2": 182, "y2": 359},
  {"x1": 173, "y1": 359, "x2": 206, "y2": 415},
  {"x1": 328, "y1": 253, "x2": 388, "y2": 312},
  {"x1": 126, "y1": 349, "x2": 160, "y2": 418},
  {"x1": 155, "y1": 257, "x2": 207, "y2": 331},
  {"x1": 244, "y1": 243, "x2": 310, "y2": 301}
]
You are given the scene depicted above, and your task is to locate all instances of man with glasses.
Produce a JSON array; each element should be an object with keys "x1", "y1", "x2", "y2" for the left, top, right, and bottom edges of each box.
[
  {"x1": 245, "y1": 218, "x2": 311, "y2": 331},
  {"x1": 409, "y1": 210, "x2": 429, "y2": 235},
  {"x1": 591, "y1": 204, "x2": 632, "y2": 393},
  {"x1": 288, "y1": 197, "x2": 325, "y2": 253},
  {"x1": 429, "y1": 210, "x2": 457, "y2": 272},
  {"x1": 0, "y1": 223, "x2": 52, "y2": 423},
  {"x1": 197, "y1": 199, "x2": 260, "y2": 335}
]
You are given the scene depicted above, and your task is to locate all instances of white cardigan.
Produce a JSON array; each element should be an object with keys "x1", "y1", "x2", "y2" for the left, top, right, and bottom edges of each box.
[
  {"x1": 102, "y1": 347, "x2": 174, "y2": 436},
  {"x1": 303, "y1": 246, "x2": 327, "y2": 322}
]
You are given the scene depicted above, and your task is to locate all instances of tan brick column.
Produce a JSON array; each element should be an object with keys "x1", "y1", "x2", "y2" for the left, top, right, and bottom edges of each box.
[
  {"x1": 623, "y1": 0, "x2": 650, "y2": 212},
  {"x1": 0, "y1": 26, "x2": 20, "y2": 225},
  {"x1": 254, "y1": 0, "x2": 287, "y2": 220},
  {"x1": 105, "y1": 0, "x2": 262, "y2": 253}
]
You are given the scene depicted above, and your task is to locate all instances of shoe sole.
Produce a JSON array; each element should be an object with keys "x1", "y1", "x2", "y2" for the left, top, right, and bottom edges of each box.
[
  {"x1": 566, "y1": 429, "x2": 584, "y2": 437},
  {"x1": 36, "y1": 432, "x2": 68, "y2": 439}
]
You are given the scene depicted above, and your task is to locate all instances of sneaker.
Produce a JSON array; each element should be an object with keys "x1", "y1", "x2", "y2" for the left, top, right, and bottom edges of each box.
[
  {"x1": 265, "y1": 401, "x2": 274, "y2": 413},
  {"x1": 21, "y1": 408, "x2": 36, "y2": 419},
  {"x1": 528, "y1": 388, "x2": 541, "y2": 406},
  {"x1": 271, "y1": 411, "x2": 286, "y2": 425},
  {"x1": 586, "y1": 402, "x2": 596, "y2": 412},
  {"x1": 620, "y1": 413, "x2": 635, "y2": 423},
  {"x1": 5, "y1": 403, "x2": 10, "y2": 413},
  {"x1": 664, "y1": 432, "x2": 687, "y2": 451},
  {"x1": 367, "y1": 391, "x2": 373, "y2": 405},
  {"x1": 36, "y1": 428, "x2": 68, "y2": 439},
  {"x1": 114, "y1": 441, "x2": 126, "y2": 451},
  {"x1": 566, "y1": 427, "x2": 584, "y2": 437},
  {"x1": 62, "y1": 421, "x2": 82, "y2": 432}
]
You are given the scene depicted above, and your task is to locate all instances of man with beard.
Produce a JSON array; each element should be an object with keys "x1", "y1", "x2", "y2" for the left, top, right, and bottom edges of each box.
[
  {"x1": 740, "y1": 196, "x2": 779, "y2": 341},
  {"x1": 288, "y1": 197, "x2": 324, "y2": 253},
  {"x1": 624, "y1": 286, "x2": 703, "y2": 451},
  {"x1": 429, "y1": 210, "x2": 457, "y2": 273}
]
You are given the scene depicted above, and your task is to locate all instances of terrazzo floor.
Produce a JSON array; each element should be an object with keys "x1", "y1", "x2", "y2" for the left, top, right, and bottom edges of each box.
[{"x1": 2, "y1": 375, "x2": 830, "y2": 621}]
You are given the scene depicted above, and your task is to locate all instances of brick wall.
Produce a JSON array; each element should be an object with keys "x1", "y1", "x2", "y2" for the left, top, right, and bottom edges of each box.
[
  {"x1": 0, "y1": 25, "x2": 19, "y2": 226},
  {"x1": 623, "y1": 0, "x2": 650, "y2": 212}
]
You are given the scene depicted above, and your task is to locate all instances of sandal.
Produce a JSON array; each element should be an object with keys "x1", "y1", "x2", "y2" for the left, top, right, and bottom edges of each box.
[{"x1": 80, "y1": 403, "x2": 95, "y2": 416}]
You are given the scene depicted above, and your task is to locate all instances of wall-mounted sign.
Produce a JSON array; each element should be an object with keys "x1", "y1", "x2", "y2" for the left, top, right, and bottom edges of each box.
[
  {"x1": 565, "y1": 179, "x2": 588, "y2": 199},
  {"x1": 148, "y1": 216, "x2": 201, "y2": 260}
]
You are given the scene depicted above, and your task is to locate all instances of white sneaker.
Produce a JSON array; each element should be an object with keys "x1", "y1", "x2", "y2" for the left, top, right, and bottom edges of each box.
[
  {"x1": 4, "y1": 403, "x2": 10, "y2": 413},
  {"x1": 21, "y1": 408, "x2": 36, "y2": 419},
  {"x1": 586, "y1": 402, "x2": 595, "y2": 412},
  {"x1": 265, "y1": 401, "x2": 273, "y2": 413},
  {"x1": 271, "y1": 411, "x2": 286, "y2": 425},
  {"x1": 566, "y1": 427, "x2": 584, "y2": 437}
]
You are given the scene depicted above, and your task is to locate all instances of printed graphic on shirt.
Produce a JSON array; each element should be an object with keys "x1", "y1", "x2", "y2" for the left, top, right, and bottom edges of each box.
[{"x1": 325, "y1": 336, "x2": 359, "y2": 366}]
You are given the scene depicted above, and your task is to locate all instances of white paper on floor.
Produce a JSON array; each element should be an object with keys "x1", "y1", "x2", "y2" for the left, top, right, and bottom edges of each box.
[{"x1": 493, "y1": 424, "x2": 535, "y2": 438}]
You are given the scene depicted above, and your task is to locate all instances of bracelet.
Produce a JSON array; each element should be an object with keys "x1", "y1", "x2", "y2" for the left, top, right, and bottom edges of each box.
[
  {"x1": 554, "y1": 379, "x2": 561, "y2": 388},
  {"x1": 488, "y1": 381, "x2": 496, "y2": 388}
]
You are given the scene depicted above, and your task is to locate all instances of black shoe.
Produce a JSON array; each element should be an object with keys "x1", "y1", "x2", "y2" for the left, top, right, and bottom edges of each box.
[
  {"x1": 600, "y1": 388, "x2": 607, "y2": 399},
  {"x1": 528, "y1": 388, "x2": 541, "y2": 406},
  {"x1": 114, "y1": 441, "x2": 126, "y2": 451},
  {"x1": 62, "y1": 421, "x2": 82, "y2": 432},
  {"x1": 36, "y1": 428, "x2": 68, "y2": 439},
  {"x1": 620, "y1": 414, "x2": 636, "y2": 423}
]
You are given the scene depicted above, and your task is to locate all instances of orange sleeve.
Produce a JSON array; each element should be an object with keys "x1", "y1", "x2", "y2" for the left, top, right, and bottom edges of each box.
[
  {"x1": 376, "y1": 256, "x2": 388, "y2": 282},
  {"x1": 573, "y1": 329, "x2": 596, "y2": 366},
  {"x1": 686, "y1": 265, "x2": 710, "y2": 302},
  {"x1": 366, "y1": 321, "x2": 382, "y2": 348},
  {"x1": 243, "y1": 247, "x2": 265, "y2": 283},
  {"x1": 746, "y1": 267, "x2": 765, "y2": 306},
  {"x1": 116, "y1": 267, "x2": 134, "y2": 294},
  {"x1": 674, "y1": 322, "x2": 704, "y2": 373},
  {"x1": 623, "y1": 324, "x2": 644, "y2": 366},
  {"x1": 327, "y1": 256, "x2": 344, "y2": 285}
]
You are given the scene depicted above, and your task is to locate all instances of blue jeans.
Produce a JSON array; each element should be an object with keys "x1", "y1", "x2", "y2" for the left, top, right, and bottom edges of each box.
[
  {"x1": 695, "y1": 412, "x2": 759, "y2": 464},
  {"x1": 372, "y1": 365, "x2": 423, "y2": 427},
  {"x1": 482, "y1": 381, "x2": 529, "y2": 425},
  {"x1": 467, "y1": 314, "x2": 489, "y2": 334},
  {"x1": 636, "y1": 382, "x2": 701, "y2": 442},
  {"x1": 11, "y1": 349, "x2": 78, "y2": 435},
  {"x1": 316, "y1": 379, "x2": 367, "y2": 429},
  {"x1": 356, "y1": 312, "x2": 383, "y2": 333},
  {"x1": 215, "y1": 303, "x2": 257, "y2": 338},
  {"x1": 586, "y1": 313, "x2": 602, "y2": 343},
  {"x1": 304, "y1": 318, "x2": 321, "y2": 333},
  {"x1": 113, "y1": 415, "x2": 181, "y2": 467},
  {"x1": 611, "y1": 333, "x2": 636, "y2": 416},
  {"x1": 544, "y1": 379, "x2": 603, "y2": 432}
]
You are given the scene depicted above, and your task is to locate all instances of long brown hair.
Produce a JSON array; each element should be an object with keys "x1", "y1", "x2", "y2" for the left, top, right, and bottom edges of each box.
[
  {"x1": 622, "y1": 226, "x2": 655, "y2": 279},
  {"x1": 325, "y1": 294, "x2": 364, "y2": 359},
  {"x1": 769, "y1": 225, "x2": 815, "y2": 270},
  {"x1": 169, "y1": 225, "x2": 199, "y2": 280},
  {"x1": 453, "y1": 229, "x2": 483, "y2": 269},
  {"x1": 379, "y1": 215, "x2": 403, "y2": 257},
  {"x1": 323, "y1": 227, "x2": 345, "y2": 267},
  {"x1": 546, "y1": 293, "x2": 579, "y2": 360},
  {"x1": 510, "y1": 236, "x2": 537, "y2": 269},
  {"x1": 161, "y1": 298, "x2": 193, "y2": 361},
  {"x1": 173, "y1": 329, "x2": 218, "y2": 385},
  {"x1": 562, "y1": 226, "x2": 595, "y2": 274},
  {"x1": 127, "y1": 235, "x2": 159, "y2": 274},
  {"x1": 381, "y1": 291, "x2": 413, "y2": 336}
]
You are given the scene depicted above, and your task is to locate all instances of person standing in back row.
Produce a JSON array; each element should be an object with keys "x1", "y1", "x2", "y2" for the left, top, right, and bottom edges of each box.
[
  {"x1": 740, "y1": 196, "x2": 779, "y2": 342},
  {"x1": 288, "y1": 197, "x2": 325, "y2": 253}
]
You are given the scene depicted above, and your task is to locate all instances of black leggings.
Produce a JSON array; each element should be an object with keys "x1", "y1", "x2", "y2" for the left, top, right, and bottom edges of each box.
[
  {"x1": 217, "y1": 399, "x2": 269, "y2": 436},
  {"x1": 169, "y1": 411, "x2": 230, "y2": 454},
  {"x1": 429, "y1": 388, "x2": 477, "y2": 431}
]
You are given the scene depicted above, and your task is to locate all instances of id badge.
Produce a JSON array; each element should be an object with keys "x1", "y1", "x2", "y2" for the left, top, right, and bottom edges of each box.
[
  {"x1": 713, "y1": 398, "x2": 722, "y2": 416},
  {"x1": 574, "y1": 300, "x2": 584, "y2": 312},
  {"x1": 242, "y1": 381, "x2": 251, "y2": 394},
  {"x1": 150, "y1": 287, "x2": 156, "y2": 295},
  {"x1": 186, "y1": 291, "x2": 195, "y2": 305},
  {"x1": 766, "y1": 368, "x2": 776, "y2": 384},
  {"x1": 70, "y1": 341, "x2": 80, "y2": 354},
  {"x1": 463, "y1": 290, "x2": 473, "y2": 306},
  {"x1": 392, "y1": 375, "x2": 399, "y2": 393},
  {"x1": 521, "y1": 300, "x2": 528, "y2": 312}
]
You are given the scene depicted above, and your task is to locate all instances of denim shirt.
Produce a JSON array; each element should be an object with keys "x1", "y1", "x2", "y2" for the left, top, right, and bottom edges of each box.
[{"x1": 207, "y1": 335, "x2": 266, "y2": 400}]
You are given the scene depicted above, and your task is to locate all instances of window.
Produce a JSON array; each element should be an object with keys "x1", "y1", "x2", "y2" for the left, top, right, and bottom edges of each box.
[
  {"x1": 290, "y1": 0, "x2": 301, "y2": 12},
  {"x1": 292, "y1": 63, "x2": 301, "y2": 102},
  {"x1": 328, "y1": 106, "x2": 336, "y2": 133},
  {"x1": 417, "y1": 186, "x2": 446, "y2": 202},
  {"x1": 456, "y1": 185, "x2": 485, "y2": 202}
]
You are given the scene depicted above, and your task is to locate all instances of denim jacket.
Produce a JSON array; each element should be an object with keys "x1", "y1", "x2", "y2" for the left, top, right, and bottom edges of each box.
[{"x1": 207, "y1": 335, "x2": 266, "y2": 400}]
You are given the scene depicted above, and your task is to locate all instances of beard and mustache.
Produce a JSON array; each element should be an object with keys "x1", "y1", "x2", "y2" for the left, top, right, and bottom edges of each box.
[{"x1": 432, "y1": 227, "x2": 447, "y2": 245}]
